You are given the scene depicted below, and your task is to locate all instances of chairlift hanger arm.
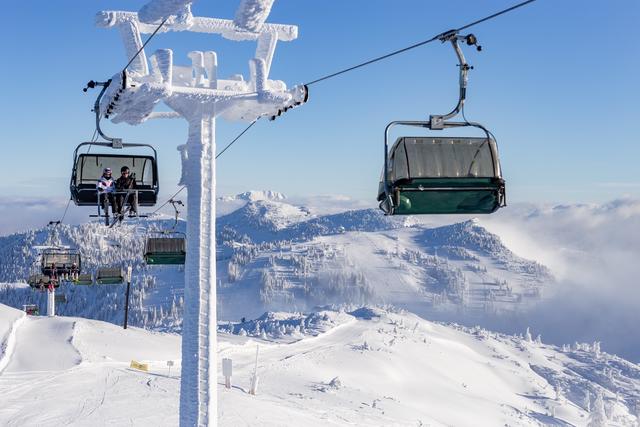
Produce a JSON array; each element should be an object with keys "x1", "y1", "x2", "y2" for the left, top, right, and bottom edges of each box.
[
  {"x1": 72, "y1": 141, "x2": 159, "y2": 160},
  {"x1": 429, "y1": 31, "x2": 482, "y2": 129},
  {"x1": 83, "y1": 77, "x2": 126, "y2": 148}
]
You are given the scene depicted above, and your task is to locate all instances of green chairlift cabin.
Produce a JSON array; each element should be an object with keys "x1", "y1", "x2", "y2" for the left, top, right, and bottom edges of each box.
[
  {"x1": 377, "y1": 32, "x2": 505, "y2": 215},
  {"x1": 144, "y1": 199, "x2": 186, "y2": 265},
  {"x1": 95, "y1": 267, "x2": 125, "y2": 285}
]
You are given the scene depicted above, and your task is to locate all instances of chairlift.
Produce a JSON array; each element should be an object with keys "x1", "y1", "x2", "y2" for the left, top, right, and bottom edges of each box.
[
  {"x1": 95, "y1": 267, "x2": 125, "y2": 285},
  {"x1": 40, "y1": 248, "x2": 82, "y2": 279},
  {"x1": 377, "y1": 32, "x2": 505, "y2": 215},
  {"x1": 74, "y1": 274, "x2": 94, "y2": 286},
  {"x1": 27, "y1": 274, "x2": 59, "y2": 289},
  {"x1": 73, "y1": 79, "x2": 159, "y2": 223},
  {"x1": 23, "y1": 304, "x2": 39, "y2": 316},
  {"x1": 144, "y1": 199, "x2": 186, "y2": 265}
]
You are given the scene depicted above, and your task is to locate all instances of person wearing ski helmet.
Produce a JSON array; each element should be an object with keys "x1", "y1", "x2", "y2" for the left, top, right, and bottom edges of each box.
[
  {"x1": 115, "y1": 165, "x2": 138, "y2": 218},
  {"x1": 97, "y1": 167, "x2": 116, "y2": 225}
]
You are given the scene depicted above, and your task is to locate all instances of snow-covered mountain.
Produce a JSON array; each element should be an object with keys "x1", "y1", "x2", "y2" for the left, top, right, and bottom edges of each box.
[
  {"x1": 1, "y1": 304, "x2": 638, "y2": 426},
  {"x1": 0, "y1": 194, "x2": 552, "y2": 331}
]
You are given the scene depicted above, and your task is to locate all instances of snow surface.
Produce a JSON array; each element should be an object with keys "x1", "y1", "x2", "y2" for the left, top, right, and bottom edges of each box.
[{"x1": 1, "y1": 304, "x2": 639, "y2": 426}]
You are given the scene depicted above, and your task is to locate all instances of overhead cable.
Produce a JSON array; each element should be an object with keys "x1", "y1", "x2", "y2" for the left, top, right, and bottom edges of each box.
[{"x1": 304, "y1": 0, "x2": 536, "y2": 86}]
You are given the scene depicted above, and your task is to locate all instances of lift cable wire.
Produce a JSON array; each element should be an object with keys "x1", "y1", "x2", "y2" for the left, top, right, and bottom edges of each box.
[
  {"x1": 150, "y1": 120, "x2": 258, "y2": 215},
  {"x1": 304, "y1": 0, "x2": 536, "y2": 86},
  {"x1": 59, "y1": 199, "x2": 73, "y2": 224},
  {"x1": 215, "y1": 119, "x2": 259, "y2": 160},
  {"x1": 151, "y1": 186, "x2": 186, "y2": 216},
  {"x1": 123, "y1": 17, "x2": 169, "y2": 73}
]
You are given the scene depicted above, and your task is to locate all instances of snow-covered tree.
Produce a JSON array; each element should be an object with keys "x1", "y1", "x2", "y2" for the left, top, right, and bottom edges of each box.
[
  {"x1": 593, "y1": 341, "x2": 601, "y2": 358},
  {"x1": 583, "y1": 389, "x2": 591, "y2": 412},
  {"x1": 525, "y1": 327, "x2": 533, "y2": 343},
  {"x1": 587, "y1": 390, "x2": 607, "y2": 427}
]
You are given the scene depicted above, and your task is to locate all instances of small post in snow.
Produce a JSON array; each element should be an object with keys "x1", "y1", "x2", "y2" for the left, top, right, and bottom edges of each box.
[
  {"x1": 47, "y1": 284, "x2": 55, "y2": 317},
  {"x1": 167, "y1": 360, "x2": 175, "y2": 377},
  {"x1": 249, "y1": 345, "x2": 259, "y2": 395},
  {"x1": 222, "y1": 358, "x2": 232, "y2": 389},
  {"x1": 123, "y1": 265, "x2": 133, "y2": 329}
]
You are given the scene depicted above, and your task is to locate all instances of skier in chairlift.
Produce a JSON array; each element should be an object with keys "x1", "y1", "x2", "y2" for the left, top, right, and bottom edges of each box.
[
  {"x1": 115, "y1": 166, "x2": 138, "y2": 219},
  {"x1": 70, "y1": 262, "x2": 79, "y2": 281},
  {"x1": 97, "y1": 167, "x2": 116, "y2": 225}
]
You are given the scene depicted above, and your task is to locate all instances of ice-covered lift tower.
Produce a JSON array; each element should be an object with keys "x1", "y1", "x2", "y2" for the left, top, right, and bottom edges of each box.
[{"x1": 95, "y1": 1, "x2": 306, "y2": 425}]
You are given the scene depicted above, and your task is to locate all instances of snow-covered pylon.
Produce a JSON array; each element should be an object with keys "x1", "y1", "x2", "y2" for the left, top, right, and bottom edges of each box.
[{"x1": 94, "y1": 2, "x2": 306, "y2": 426}]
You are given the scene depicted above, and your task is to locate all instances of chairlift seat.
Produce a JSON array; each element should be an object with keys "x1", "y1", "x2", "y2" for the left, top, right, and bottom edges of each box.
[
  {"x1": 378, "y1": 136, "x2": 505, "y2": 215},
  {"x1": 70, "y1": 152, "x2": 158, "y2": 206},
  {"x1": 23, "y1": 304, "x2": 39, "y2": 315},
  {"x1": 41, "y1": 249, "x2": 82, "y2": 276},
  {"x1": 144, "y1": 237, "x2": 186, "y2": 265},
  {"x1": 27, "y1": 274, "x2": 59, "y2": 289},
  {"x1": 74, "y1": 274, "x2": 94, "y2": 286},
  {"x1": 95, "y1": 268, "x2": 124, "y2": 285}
]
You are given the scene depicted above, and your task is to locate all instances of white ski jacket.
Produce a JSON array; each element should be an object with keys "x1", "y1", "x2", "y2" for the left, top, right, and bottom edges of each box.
[{"x1": 97, "y1": 176, "x2": 115, "y2": 193}]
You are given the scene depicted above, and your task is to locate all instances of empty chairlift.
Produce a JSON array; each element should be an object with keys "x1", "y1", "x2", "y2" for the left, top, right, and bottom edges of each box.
[
  {"x1": 377, "y1": 32, "x2": 506, "y2": 215},
  {"x1": 378, "y1": 135, "x2": 505, "y2": 214},
  {"x1": 144, "y1": 199, "x2": 186, "y2": 265},
  {"x1": 145, "y1": 233, "x2": 187, "y2": 265},
  {"x1": 95, "y1": 267, "x2": 125, "y2": 285}
]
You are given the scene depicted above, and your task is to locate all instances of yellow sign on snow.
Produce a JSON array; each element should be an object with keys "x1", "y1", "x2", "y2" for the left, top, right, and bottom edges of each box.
[{"x1": 130, "y1": 360, "x2": 149, "y2": 372}]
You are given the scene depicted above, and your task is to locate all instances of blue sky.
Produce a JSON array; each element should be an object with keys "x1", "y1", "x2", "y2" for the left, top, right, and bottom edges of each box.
[{"x1": 1, "y1": 0, "x2": 638, "y2": 212}]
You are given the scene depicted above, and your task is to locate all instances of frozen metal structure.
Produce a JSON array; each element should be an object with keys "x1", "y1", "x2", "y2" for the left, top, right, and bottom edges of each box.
[{"x1": 94, "y1": 1, "x2": 306, "y2": 425}]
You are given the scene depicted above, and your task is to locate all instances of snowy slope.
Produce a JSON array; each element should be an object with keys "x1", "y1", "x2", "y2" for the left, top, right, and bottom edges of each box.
[
  {"x1": 0, "y1": 303, "x2": 180, "y2": 426},
  {"x1": 1, "y1": 304, "x2": 638, "y2": 426}
]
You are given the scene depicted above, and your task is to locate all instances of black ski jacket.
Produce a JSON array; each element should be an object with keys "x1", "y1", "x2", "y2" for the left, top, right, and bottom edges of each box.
[{"x1": 115, "y1": 176, "x2": 136, "y2": 191}]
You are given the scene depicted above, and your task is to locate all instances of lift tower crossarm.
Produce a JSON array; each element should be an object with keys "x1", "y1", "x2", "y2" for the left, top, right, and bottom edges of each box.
[{"x1": 96, "y1": 11, "x2": 298, "y2": 42}]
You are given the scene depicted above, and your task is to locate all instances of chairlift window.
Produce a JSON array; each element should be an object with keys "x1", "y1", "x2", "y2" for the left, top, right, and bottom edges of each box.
[
  {"x1": 76, "y1": 154, "x2": 156, "y2": 186},
  {"x1": 389, "y1": 137, "x2": 499, "y2": 182}
]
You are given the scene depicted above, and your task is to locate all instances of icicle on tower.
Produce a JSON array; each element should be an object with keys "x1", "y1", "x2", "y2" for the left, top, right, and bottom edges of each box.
[{"x1": 94, "y1": 0, "x2": 306, "y2": 425}]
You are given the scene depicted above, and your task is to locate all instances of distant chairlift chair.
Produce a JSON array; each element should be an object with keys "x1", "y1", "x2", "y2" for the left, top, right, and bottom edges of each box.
[
  {"x1": 144, "y1": 199, "x2": 186, "y2": 265},
  {"x1": 377, "y1": 32, "x2": 506, "y2": 215},
  {"x1": 40, "y1": 248, "x2": 82, "y2": 280},
  {"x1": 95, "y1": 267, "x2": 125, "y2": 285}
]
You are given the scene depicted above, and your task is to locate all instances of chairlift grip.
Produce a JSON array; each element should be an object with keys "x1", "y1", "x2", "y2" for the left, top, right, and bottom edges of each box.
[{"x1": 429, "y1": 33, "x2": 478, "y2": 129}]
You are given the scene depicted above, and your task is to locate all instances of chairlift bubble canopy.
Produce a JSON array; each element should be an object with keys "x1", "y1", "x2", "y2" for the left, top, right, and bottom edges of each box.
[
  {"x1": 95, "y1": 267, "x2": 125, "y2": 285},
  {"x1": 70, "y1": 142, "x2": 159, "y2": 207},
  {"x1": 377, "y1": 134, "x2": 505, "y2": 215},
  {"x1": 145, "y1": 233, "x2": 187, "y2": 265},
  {"x1": 41, "y1": 248, "x2": 82, "y2": 276}
]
